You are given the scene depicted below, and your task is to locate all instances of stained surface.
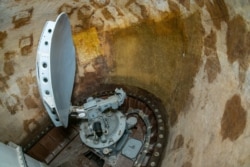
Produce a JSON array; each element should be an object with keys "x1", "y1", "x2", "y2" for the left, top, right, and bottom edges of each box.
[
  {"x1": 19, "y1": 34, "x2": 33, "y2": 56},
  {"x1": 221, "y1": 94, "x2": 246, "y2": 141},
  {"x1": 12, "y1": 7, "x2": 33, "y2": 29},
  {"x1": 1, "y1": 0, "x2": 250, "y2": 167},
  {"x1": 173, "y1": 134, "x2": 184, "y2": 150},
  {"x1": 227, "y1": 15, "x2": 249, "y2": 63},
  {"x1": 205, "y1": 0, "x2": 229, "y2": 30},
  {"x1": 204, "y1": 30, "x2": 221, "y2": 83},
  {"x1": 227, "y1": 15, "x2": 250, "y2": 84},
  {"x1": 0, "y1": 31, "x2": 7, "y2": 48},
  {"x1": 106, "y1": 12, "x2": 204, "y2": 126},
  {"x1": 182, "y1": 161, "x2": 192, "y2": 167}
]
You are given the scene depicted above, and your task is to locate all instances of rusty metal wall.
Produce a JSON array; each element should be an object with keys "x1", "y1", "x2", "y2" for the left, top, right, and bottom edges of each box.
[{"x1": 2, "y1": 1, "x2": 250, "y2": 167}]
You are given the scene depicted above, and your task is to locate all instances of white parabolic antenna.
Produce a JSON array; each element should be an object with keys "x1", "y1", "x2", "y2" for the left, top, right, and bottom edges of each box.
[{"x1": 36, "y1": 13, "x2": 76, "y2": 127}]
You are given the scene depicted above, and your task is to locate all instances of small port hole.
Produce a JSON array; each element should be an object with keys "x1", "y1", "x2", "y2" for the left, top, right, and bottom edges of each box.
[
  {"x1": 43, "y1": 78, "x2": 48, "y2": 83},
  {"x1": 42, "y1": 62, "x2": 47, "y2": 68}
]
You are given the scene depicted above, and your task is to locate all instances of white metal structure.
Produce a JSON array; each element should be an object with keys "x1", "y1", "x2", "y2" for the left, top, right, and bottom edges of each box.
[
  {"x1": 0, "y1": 142, "x2": 49, "y2": 167},
  {"x1": 36, "y1": 13, "x2": 76, "y2": 127}
]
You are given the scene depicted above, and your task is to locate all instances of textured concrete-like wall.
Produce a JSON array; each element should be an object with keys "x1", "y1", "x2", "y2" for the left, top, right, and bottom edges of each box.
[{"x1": 1, "y1": 0, "x2": 250, "y2": 167}]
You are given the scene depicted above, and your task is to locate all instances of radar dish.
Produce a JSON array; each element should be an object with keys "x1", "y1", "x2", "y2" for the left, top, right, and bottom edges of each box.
[{"x1": 36, "y1": 13, "x2": 76, "y2": 127}]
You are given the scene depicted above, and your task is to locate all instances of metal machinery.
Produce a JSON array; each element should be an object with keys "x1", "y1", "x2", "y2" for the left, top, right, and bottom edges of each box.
[{"x1": 36, "y1": 13, "x2": 167, "y2": 167}]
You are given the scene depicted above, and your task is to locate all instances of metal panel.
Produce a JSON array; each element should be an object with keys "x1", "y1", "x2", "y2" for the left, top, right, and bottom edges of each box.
[{"x1": 0, "y1": 142, "x2": 49, "y2": 167}]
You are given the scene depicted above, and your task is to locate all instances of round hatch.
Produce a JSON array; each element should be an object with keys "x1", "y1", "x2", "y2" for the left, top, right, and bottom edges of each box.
[{"x1": 36, "y1": 13, "x2": 76, "y2": 127}]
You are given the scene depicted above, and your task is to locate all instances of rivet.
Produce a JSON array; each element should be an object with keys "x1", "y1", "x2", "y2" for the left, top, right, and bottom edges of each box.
[
  {"x1": 151, "y1": 162, "x2": 156, "y2": 166},
  {"x1": 154, "y1": 152, "x2": 159, "y2": 156},
  {"x1": 157, "y1": 143, "x2": 162, "y2": 148}
]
